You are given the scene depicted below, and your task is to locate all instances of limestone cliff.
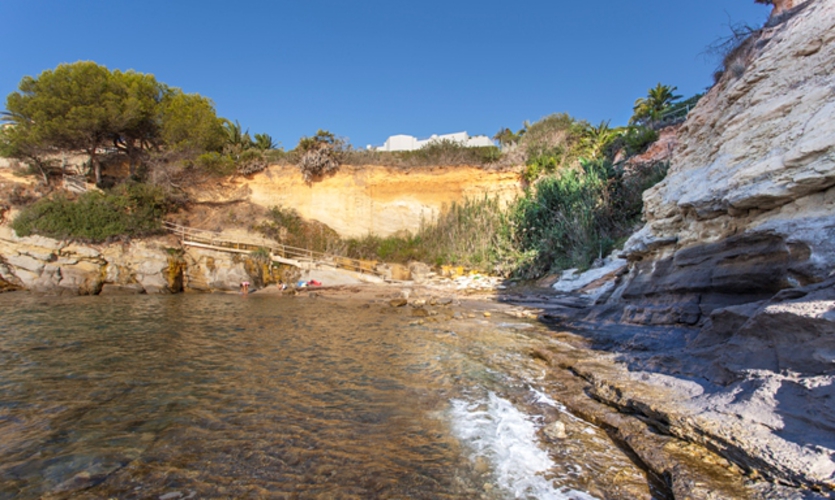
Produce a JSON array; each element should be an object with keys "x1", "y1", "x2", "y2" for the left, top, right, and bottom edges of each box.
[
  {"x1": 621, "y1": 0, "x2": 834, "y2": 320},
  {"x1": 0, "y1": 224, "x2": 261, "y2": 295},
  {"x1": 561, "y1": 0, "x2": 835, "y2": 490}
]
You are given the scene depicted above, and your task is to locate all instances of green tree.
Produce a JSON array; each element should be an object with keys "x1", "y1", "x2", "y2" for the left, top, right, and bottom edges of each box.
[
  {"x1": 3, "y1": 61, "x2": 227, "y2": 185},
  {"x1": 159, "y1": 91, "x2": 226, "y2": 154},
  {"x1": 630, "y1": 83, "x2": 682, "y2": 127},
  {"x1": 108, "y1": 70, "x2": 167, "y2": 177},
  {"x1": 4, "y1": 62, "x2": 119, "y2": 185},
  {"x1": 580, "y1": 120, "x2": 621, "y2": 160},
  {"x1": 0, "y1": 120, "x2": 58, "y2": 184}
]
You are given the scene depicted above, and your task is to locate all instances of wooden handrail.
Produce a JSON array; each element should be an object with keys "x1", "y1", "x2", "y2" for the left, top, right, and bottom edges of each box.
[{"x1": 162, "y1": 221, "x2": 382, "y2": 276}]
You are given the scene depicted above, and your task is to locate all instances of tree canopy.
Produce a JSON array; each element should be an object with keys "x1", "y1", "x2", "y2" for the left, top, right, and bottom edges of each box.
[
  {"x1": 2, "y1": 61, "x2": 226, "y2": 185},
  {"x1": 629, "y1": 83, "x2": 682, "y2": 127}
]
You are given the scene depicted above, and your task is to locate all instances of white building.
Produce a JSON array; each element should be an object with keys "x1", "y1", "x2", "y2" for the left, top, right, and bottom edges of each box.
[{"x1": 373, "y1": 131, "x2": 494, "y2": 152}]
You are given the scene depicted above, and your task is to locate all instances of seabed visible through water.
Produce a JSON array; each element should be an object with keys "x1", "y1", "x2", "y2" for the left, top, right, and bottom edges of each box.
[{"x1": 0, "y1": 292, "x2": 661, "y2": 499}]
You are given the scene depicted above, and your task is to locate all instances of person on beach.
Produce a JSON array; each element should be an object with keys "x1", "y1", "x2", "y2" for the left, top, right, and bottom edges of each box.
[{"x1": 240, "y1": 281, "x2": 250, "y2": 295}]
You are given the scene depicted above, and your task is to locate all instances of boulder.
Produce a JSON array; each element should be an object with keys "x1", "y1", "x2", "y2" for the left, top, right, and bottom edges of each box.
[{"x1": 552, "y1": 256, "x2": 627, "y2": 303}]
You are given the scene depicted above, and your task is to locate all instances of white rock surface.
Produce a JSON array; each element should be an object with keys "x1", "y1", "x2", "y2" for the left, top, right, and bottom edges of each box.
[
  {"x1": 552, "y1": 257, "x2": 627, "y2": 301},
  {"x1": 624, "y1": 0, "x2": 835, "y2": 280}
]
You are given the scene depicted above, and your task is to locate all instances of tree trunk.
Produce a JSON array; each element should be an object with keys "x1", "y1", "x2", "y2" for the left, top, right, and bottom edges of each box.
[{"x1": 88, "y1": 148, "x2": 101, "y2": 186}]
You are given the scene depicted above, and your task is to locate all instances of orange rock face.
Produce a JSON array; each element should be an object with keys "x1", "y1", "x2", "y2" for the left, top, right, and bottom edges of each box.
[
  {"x1": 772, "y1": 0, "x2": 796, "y2": 15},
  {"x1": 245, "y1": 164, "x2": 522, "y2": 237}
]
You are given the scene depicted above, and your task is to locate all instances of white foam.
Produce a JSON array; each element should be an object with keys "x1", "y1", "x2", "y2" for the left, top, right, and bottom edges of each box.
[
  {"x1": 449, "y1": 392, "x2": 599, "y2": 500},
  {"x1": 530, "y1": 387, "x2": 593, "y2": 428},
  {"x1": 531, "y1": 387, "x2": 562, "y2": 409}
]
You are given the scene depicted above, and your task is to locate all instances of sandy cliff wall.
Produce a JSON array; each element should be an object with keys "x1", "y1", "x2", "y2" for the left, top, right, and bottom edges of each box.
[
  {"x1": 242, "y1": 165, "x2": 521, "y2": 237},
  {"x1": 620, "y1": 0, "x2": 834, "y2": 321}
]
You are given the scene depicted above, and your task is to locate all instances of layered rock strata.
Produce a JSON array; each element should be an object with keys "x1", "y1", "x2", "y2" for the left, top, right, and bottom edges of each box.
[
  {"x1": 537, "y1": 1, "x2": 835, "y2": 494},
  {"x1": 0, "y1": 225, "x2": 256, "y2": 295},
  {"x1": 621, "y1": 0, "x2": 835, "y2": 325},
  {"x1": 242, "y1": 164, "x2": 521, "y2": 237}
]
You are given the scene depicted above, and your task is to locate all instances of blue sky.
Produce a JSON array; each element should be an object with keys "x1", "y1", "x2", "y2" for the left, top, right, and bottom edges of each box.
[{"x1": 0, "y1": 1, "x2": 770, "y2": 149}]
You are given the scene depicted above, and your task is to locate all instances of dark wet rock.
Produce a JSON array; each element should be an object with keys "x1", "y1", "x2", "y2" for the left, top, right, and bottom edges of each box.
[
  {"x1": 99, "y1": 283, "x2": 145, "y2": 295},
  {"x1": 621, "y1": 297, "x2": 701, "y2": 326},
  {"x1": 618, "y1": 232, "x2": 816, "y2": 326}
]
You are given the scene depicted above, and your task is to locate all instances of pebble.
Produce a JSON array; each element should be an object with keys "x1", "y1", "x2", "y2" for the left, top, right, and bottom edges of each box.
[
  {"x1": 543, "y1": 420, "x2": 568, "y2": 440},
  {"x1": 389, "y1": 298, "x2": 407, "y2": 307}
]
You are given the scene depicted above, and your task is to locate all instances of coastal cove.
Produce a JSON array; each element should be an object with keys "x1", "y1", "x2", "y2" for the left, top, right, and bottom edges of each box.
[
  {"x1": 0, "y1": 288, "x2": 799, "y2": 500},
  {"x1": 1, "y1": 0, "x2": 834, "y2": 498}
]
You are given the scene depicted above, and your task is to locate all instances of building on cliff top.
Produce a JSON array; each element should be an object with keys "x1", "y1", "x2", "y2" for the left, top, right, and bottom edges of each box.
[{"x1": 371, "y1": 131, "x2": 494, "y2": 152}]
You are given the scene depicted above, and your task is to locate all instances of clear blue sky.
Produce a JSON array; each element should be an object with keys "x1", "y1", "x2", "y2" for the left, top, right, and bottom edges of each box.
[{"x1": 0, "y1": 1, "x2": 770, "y2": 149}]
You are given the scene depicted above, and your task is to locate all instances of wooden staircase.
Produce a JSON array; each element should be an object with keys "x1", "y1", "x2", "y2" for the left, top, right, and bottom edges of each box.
[{"x1": 163, "y1": 222, "x2": 385, "y2": 280}]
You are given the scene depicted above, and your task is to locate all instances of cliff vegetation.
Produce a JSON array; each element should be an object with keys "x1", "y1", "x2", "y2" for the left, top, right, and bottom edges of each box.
[{"x1": 1, "y1": 60, "x2": 694, "y2": 278}]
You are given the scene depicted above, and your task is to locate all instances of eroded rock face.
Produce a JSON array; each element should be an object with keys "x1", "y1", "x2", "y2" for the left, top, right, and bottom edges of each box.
[
  {"x1": 0, "y1": 224, "x2": 316, "y2": 295},
  {"x1": 0, "y1": 226, "x2": 188, "y2": 295},
  {"x1": 245, "y1": 164, "x2": 521, "y2": 237},
  {"x1": 621, "y1": 0, "x2": 835, "y2": 324}
]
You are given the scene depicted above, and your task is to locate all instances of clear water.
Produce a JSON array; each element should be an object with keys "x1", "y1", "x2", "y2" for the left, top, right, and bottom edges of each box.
[{"x1": 0, "y1": 292, "x2": 652, "y2": 499}]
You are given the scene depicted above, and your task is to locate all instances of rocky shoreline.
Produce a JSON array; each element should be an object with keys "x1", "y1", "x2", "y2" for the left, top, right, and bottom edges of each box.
[
  {"x1": 0, "y1": 224, "x2": 831, "y2": 498},
  {"x1": 252, "y1": 279, "x2": 832, "y2": 499}
]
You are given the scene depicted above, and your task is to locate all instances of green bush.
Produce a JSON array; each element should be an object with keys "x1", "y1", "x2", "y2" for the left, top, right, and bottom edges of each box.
[
  {"x1": 12, "y1": 183, "x2": 175, "y2": 242},
  {"x1": 621, "y1": 126, "x2": 659, "y2": 156},
  {"x1": 256, "y1": 206, "x2": 343, "y2": 253},
  {"x1": 512, "y1": 160, "x2": 613, "y2": 276},
  {"x1": 342, "y1": 195, "x2": 519, "y2": 274},
  {"x1": 196, "y1": 152, "x2": 236, "y2": 176},
  {"x1": 341, "y1": 140, "x2": 501, "y2": 168}
]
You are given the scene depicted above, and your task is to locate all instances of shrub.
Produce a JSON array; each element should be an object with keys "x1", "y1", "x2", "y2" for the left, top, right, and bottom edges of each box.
[
  {"x1": 509, "y1": 157, "x2": 667, "y2": 277},
  {"x1": 511, "y1": 161, "x2": 613, "y2": 276},
  {"x1": 341, "y1": 141, "x2": 501, "y2": 168},
  {"x1": 705, "y1": 21, "x2": 761, "y2": 85},
  {"x1": 236, "y1": 149, "x2": 268, "y2": 176},
  {"x1": 196, "y1": 152, "x2": 236, "y2": 176},
  {"x1": 341, "y1": 195, "x2": 519, "y2": 274},
  {"x1": 293, "y1": 130, "x2": 344, "y2": 183},
  {"x1": 621, "y1": 126, "x2": 659, "y2": 156},
  {"x1": 256, "y1": 206, "x2": 343, "y2": 253},
  {"x1": 12, "y1": 183, "x2": 176, "y2": 242}
]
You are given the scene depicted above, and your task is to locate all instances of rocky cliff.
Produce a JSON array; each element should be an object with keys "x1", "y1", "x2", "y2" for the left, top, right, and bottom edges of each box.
[
  {"x1": 620, "y1": 0, "x2": 834, "y2": 322},
  {"x1": 542, "y1": 0, "x2": 835, "y2": 493},
  {"x1": 0, "y1": 224, "x2": 263, "y2": 295},
  {"x1": 236, "y1": 164, "x2": 521, "y2": 238}
]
